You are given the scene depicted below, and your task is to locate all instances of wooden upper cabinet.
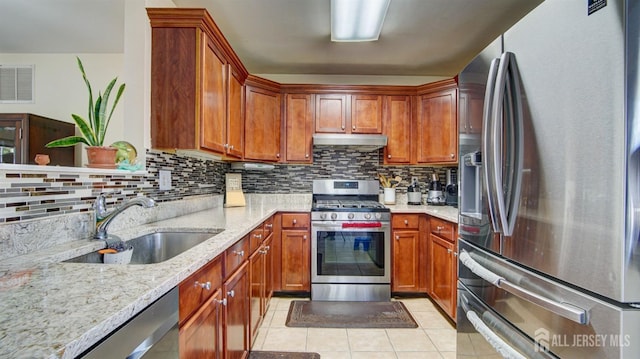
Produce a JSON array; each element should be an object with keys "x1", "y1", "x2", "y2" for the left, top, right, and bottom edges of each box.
[
  {"x1": 383, "y1": 95, "x2": 412, "y2": 164},
  {"x1": 244, "y1": 83, "x2": 282, "y2": 162},
  {"x1": 285, "y1": 93, "x2": 314, "y2": 163},
  {"x1": 226, "y1": 65, "x2": 244, "y2": 159},
  {"x1": 314, "y1": 93, "x2": 383, "y2": 134},
  {"x1": 351, "y1": 95, "x2": 383, "y2": 133},
  {"x1": 417, "y1": 85, "x2": 458, "y2": 164},
  {"x1": 200, "y1": 34, "x2": 227, "y2": 154},
  {"x1": 315, "y1": 94, "x2": 348, "y2": 133},
  {"x1": 458, "y1": 83, "x2": 484, "y2": 135},
  {"x1": 147, "y1": 8, "x2": 248, "y2": 158}
]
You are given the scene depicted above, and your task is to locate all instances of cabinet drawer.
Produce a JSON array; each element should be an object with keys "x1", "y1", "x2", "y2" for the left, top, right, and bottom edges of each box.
[
  {"x1": 249, "y1": 225, "x2": 265, "y2": 254},
  {"x1": 392, "y1": 214, "x2": 420, "y2": 229},
  {"x1": 179, "y1": 255, "x2": 223, "y2": 324},
  {"x1": 226, "y1": 235, "x2": 249, "y2": 276},
  {"x1": 281, "y1": 213, "x2": 310, "y2": 229},
  {"x1": 429, "y1": 217, "x2": 455, "y2": 242}
]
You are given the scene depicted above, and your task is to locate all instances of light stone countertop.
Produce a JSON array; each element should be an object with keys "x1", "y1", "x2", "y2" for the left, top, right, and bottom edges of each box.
[{"x1": 0, "y1": 198, "x2": 457, "y2": 359}]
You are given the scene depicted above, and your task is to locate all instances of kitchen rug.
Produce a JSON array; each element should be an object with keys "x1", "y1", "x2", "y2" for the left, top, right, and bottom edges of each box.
[
  {"x1": 249, "y1": 351, "x2": 320, "y2": 359},
  {"x1": 285, "y1": 300, "x2": 418, "y2": 328}
]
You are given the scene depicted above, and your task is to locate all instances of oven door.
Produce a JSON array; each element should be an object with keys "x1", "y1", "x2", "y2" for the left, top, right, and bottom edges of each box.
[{"x1": 311, "y1": 221, "x2": 390, "y2": 284}]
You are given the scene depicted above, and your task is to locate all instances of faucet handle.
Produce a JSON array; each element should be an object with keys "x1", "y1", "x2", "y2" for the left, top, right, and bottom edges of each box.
[{"x1": 94, "y1": 194, "x2": 110, "y2": 220}]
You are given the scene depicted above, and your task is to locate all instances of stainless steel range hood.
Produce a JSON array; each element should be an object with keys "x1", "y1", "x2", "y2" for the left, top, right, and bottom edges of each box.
[{"x1": 312, "y1": 133, "x2": 387, "y2": 151}]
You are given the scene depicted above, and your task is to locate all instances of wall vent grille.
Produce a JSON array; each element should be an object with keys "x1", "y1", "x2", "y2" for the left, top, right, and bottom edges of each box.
[{"x1": 0, "y1": 65, "x2": 34, "y2": 103}]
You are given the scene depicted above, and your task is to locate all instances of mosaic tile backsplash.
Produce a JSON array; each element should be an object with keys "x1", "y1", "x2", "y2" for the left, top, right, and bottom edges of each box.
[{"x1": 0, "y1": 148, "x2": 456, "y2": 222}]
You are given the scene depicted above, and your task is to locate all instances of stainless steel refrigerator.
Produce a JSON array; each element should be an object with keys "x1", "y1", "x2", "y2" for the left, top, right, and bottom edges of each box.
[{"x1": 456, "y1": 0, "x2": 640, "y2": 357}]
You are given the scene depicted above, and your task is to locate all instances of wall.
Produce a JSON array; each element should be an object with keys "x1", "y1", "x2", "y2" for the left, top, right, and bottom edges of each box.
[{"x1": 0, "y1": 148, "x2": 455, "y2": 222}]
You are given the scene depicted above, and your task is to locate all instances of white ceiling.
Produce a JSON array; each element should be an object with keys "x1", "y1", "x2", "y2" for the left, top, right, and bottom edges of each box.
[{"x1": 0, "y1": 0, "x2": 542, "y2": 78}]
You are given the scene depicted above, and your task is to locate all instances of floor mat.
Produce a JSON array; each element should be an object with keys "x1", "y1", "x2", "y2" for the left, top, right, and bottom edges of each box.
[
  {"x1": 285, "y1": 300, "x2": 418, "y2": 328},
  {"x1": 249, "y1": 351, "x2": 321, "y2": 359}
]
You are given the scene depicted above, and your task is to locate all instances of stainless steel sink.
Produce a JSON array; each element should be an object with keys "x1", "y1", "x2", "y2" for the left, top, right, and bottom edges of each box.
[{"x1": 65, "y1": 230, "x2": 223, "y2": 264}]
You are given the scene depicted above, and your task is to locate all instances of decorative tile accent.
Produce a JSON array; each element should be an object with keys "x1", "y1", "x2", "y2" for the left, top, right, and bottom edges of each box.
[{"x1": 0, "y1": 148, "x2": 455, "y2": 222}]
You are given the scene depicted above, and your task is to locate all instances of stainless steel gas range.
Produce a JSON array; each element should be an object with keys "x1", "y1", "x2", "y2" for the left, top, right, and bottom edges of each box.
[{"x1": 310, "y1": 179, "x2": 391, "y2": 302}]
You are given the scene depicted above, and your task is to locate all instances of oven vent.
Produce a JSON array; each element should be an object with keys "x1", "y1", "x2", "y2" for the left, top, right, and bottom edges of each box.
[{"x1": 0, "y1": 65, "x2": 34, "y2": 103}]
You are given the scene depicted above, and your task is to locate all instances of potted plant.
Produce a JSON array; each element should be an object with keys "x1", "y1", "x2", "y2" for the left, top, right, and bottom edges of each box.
[{"x1": 46, "y1": 56, "x2": 125, "y2": 168}]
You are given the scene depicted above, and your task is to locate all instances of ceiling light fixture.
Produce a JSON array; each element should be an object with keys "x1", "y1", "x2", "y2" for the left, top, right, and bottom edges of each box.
[{"x1": 331, "y1": 0, "x2": 391, "y2": 42}]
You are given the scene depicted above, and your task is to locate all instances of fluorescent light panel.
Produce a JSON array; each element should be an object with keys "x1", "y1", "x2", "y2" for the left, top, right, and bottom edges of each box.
[{"x1": 331, "y1": 0, "x2": 391, "y2": 42}]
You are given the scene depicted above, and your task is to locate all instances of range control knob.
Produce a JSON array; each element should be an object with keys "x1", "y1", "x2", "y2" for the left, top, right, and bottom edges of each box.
[
  {"x1": 331, "y1": 213, "x2": 338, "y2": 221},
  {"x1": 320, "y1": 213, "x2": 327, "y2": 220},
  {"x1": 364, "y1": 213, "x2": 372, "y2": 220},
  {"x1": 375, "y1": 213, "x2": 382, "y2": 220},
  {"x1": 348, "y1": 213, "x2": 355, "y2": 220}
]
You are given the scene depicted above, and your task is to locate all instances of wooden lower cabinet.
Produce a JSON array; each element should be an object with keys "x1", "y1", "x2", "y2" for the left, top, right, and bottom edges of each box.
[
  {"x1": 224, "y1": 261, "x2": 249, "y2": 359},
  {"x1": 179, "y1": 289, "x2": 224, "y2": 359},
  {"x1": 428, "y1": 218, "x2": 458, "y2": 321},
  {"x1": 391, "y1": 214, "x2": 426, "y2": 293},
  {"x1": 276, "y1": 213, "x2": 311, "y2": 293}
]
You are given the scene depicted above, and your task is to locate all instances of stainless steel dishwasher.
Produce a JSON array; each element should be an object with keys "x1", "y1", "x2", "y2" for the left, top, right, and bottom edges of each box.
[{"x1": 80, "y1": 287, "x2": 178, "y2": 359}]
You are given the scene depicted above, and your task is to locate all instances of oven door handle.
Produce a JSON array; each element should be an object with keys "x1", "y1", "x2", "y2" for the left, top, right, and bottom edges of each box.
[
  {"x1": 342, "y1": 222, "x2": 382, "y2": 228},
  {"x1": 312, "y1": 222, "x2": 389, "y2": 230}
]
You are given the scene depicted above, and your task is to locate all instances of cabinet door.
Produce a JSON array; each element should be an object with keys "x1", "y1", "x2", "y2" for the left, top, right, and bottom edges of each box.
[
  {"x1": 417, "y1": 88, "x2": 458, "y2": 164},
  {"x1": 392, "y1": 230, "x2": 420, "y2": 292},
  {"x1": 245, "y1": 86, "x2": 282, "y2": 162},
  {"x1": 383, "y1": 96, "x2": 412, "y2": 164},
  {"x1": 248, "y1": 249, "x2": 264, "y2": 346},
  {"x1": 458, "y1": 83, "x2": 484, "y2": 134},
  {"x1": 224, "y1": 262, "x2": 248, "y2": 359},
  {"x1": 285, "y1": 93, "x2": 313, "y2": 163},
  {"x1": 179, "y1": 289, "x2": 223, "y2": 359},
  {"x1": 429, "y1": 233, "x2": 455, "y2": 318},
  {"x1": 200, "y1": 33, "x2": 227, "y2": 154},
  {"x1": 226, "y1": 65, "x2": 244, "y2": 158},
  {"x1": 263, "y1": 234, "x2": 274, "y2": 314},
  {"x1": 351, "y1": 94, "x2": 383, "y2": 134},
  {"x1": 315, "y1": 94, "x2": 348, "y2": 133},
  {"x1": 281, "y1": 230, "x2": 310, "y2": 292}
]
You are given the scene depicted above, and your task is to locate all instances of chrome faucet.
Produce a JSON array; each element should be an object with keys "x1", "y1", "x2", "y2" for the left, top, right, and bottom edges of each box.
[{"x1": 93, "y1": 193, "x2": 156, "y2": 241}]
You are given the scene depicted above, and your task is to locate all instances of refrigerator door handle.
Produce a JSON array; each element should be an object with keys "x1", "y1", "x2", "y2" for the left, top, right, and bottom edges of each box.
[
  {"x1": 489, "y1": 52, "x2": 524, "y2": 237},
  {"x1": 460, "y1": 251, "x2": 589, "y2": 324},
  {"x1": 483, "y1": 57, "x2": 503, "y2": 233},
  {"x1": 465, "y1": 310, "x2": 528, "y2": 359}
]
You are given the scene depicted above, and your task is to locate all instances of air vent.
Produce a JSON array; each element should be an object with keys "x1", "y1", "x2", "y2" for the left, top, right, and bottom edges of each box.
[{"x1": 0, "y1": 65, "x2": 34, "y2": 103}]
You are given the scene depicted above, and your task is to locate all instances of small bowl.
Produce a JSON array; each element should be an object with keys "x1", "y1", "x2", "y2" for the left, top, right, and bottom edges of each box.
[{"x1": 103, "y1": 247, "x2": 133, "y2": 264}]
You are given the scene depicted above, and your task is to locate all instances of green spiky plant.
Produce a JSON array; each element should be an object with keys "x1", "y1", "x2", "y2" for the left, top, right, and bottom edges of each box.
[{"x1": 46, "y1": 57, "x2": 125, "y2": 148}]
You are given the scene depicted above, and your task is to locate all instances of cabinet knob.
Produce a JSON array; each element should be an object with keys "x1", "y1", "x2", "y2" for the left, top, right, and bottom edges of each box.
[
  {"x1": 195, "y1": 281, "x2": 211, "y2": 290},
  {"x1": 303, "y1": 235, "x2": 307, "y2": 240},
  {"x1": 265, "y1": 223, "x2": 273, "y2": 229},
  {"x1": 265, "y1": 245, "x2": 270, "y2": 251},
  {"x1": 404, "y1": 219, "x2": 409, "y2": 225},
  {"x1": 387, "y1": 154, "x2": 391, "y2": 159},
  {"x1": 395, "y1": 235, "x2": 400, "y2": 240},
  {"x1": 230, "y1": 145, "x2": 234, "y2": 150},
  {"x1": 276, "y1": 153, "x2": 280, "y2": 158},
  {"x1": 450, "y1": 153, "x2": 455, "y2": 159},
  {"x1": 292, "y1": 219, "x2": 297, "y2": 224},
  {"x1": 436, "y1": 226, "x2": 444, "y2": 231},
  {"x1": 217, "y1": 298, "x2": 227, "y2": 306},
  {"x1": 233, "y1": 250, "x2": 245, "y2": 257},
  {"x1": 341, "y1": 125, "x2": 345, "y2": 130},
  {"x1": 254, "y1": 234, "x2": 262, "y2": 239},
  {"x1": 305, "y1": 154, "x2": 309, "y2": 158},
  {"x1": 352, "y1": 126, "x2": 356, "y2": 130},
  {"x1": 223, "y1": 143, "x2": 229, "y2": 149},
  {"x1": 447, "y1": 248, "x2": 453, "y2": 254},
  {"x1": 227, "y1": 290, "x2": 235, "y2": 297}
]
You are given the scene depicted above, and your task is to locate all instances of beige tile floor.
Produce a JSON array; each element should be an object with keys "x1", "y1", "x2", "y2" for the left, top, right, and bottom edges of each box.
[{"x1": 251, "y1": 296, "x2": 456, "y2": 358}]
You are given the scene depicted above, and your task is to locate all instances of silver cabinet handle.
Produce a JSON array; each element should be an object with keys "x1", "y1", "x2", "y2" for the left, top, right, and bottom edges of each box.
[
  {"x1": 459, "y1": 251, "x2": 589, "y2": 324},
  {"x1": 195, "y1": 281, "x2": 211, "y2": 290},
  {"x1": 395, "y1": 235, "x2": 400, "y2": 240},
  {"x1": 305, "y1": 154, "x2": 309, "y2": 158},
  {"x1": 254, "y1": 234, "x2": 262, "y2": 239},
  {"x1": 447, "y1": 248, "x2": 452, "y2": 254},
  {"x1": 450, "y1": 153, "x2": 455, "y2": 159},
  {"x1": 264, "y1": 245, "x2": 270, "y2": 251},
  {"x1": 436, "y1": 225, "x2": 444, "y2": 231},
  {"x1": 303, "y1": 235, "x2": 307, "y2": 240},
  {"x1": 293, "y1": 219, "x2": 297, "y2": 224},
  {"x1": 404, "y1": 219, "x2": 409, "y2": 225},
  {"x1": 233, "y1": 250, "x2": 244, "y2": 257},
  {"x1": 387, "y1": 154, "x2": 391, "y2": 159},
  {"x1": 265, "y1": 224, "x2": 273, "y2": 229},
  {"x1": 217, "y1": 298, "x2": 227, "y2": 306},
  {"x1": 227, "y1": 290, "x2": 235, "y2": 297},
  {"x1": 352, "y1": 125, "x2": 356, "y2": 130}
]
